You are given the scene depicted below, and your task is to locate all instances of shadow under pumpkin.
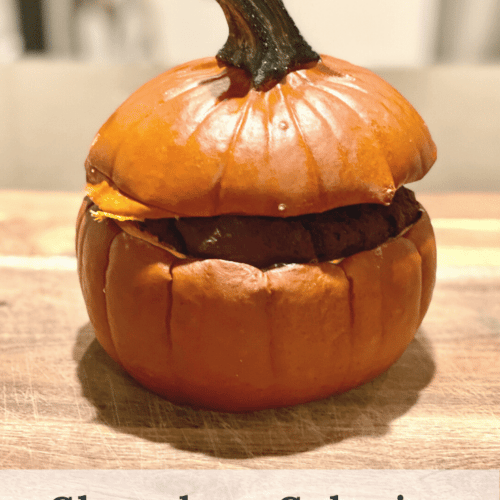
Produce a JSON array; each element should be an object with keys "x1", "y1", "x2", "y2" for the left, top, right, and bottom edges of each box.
[{"x1": 73, "y1": 321, "x2": 435, "y2": 459}]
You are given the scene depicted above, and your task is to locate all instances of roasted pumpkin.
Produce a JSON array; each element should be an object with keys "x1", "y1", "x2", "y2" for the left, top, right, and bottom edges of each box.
[{"x1": 77, "y1": 0, "x2": 437, "y2": 412}]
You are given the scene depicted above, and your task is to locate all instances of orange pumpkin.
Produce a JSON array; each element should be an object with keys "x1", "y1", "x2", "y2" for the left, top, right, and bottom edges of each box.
[{"x1": 77, "y1": 0, "x2": 437, "y2": 412}]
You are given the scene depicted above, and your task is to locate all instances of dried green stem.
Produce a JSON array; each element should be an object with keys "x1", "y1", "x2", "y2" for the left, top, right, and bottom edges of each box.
[{"x1": 215, "y1": 0, "x2": 320, "y2": 89}]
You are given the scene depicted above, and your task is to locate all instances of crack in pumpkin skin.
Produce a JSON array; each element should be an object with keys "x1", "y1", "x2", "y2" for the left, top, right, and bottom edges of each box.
[
  {"x1": 339, "y1": 244, "x2": 384, "y2": 391},
  {"x1": 263, "y1": 273, "x2": 279, "y2": 382},
  {"x1": 402, "y1": 209, "x2": 437, "y2": 324},
  {"x1": 106, "y1": 232, "x2": 180, "y2": 392},
  {"x1": 75, "y1": 197, "x2": 91, "y2": 277},
  {"x1": 380, "y1": 238, "x2": 422, "y2": 375},
  {"x1": 165, "y1": 262, "x2": 175, "y2": 354},
  {"x1": 103, "y1": 231, "x2": 121, "y2": 365},
  {"x1": 341, "y1": 267, "x2": 356, "y2": 393},
  {"x1": 77, "y1": 205, "x2": 121, "y2": 364}
]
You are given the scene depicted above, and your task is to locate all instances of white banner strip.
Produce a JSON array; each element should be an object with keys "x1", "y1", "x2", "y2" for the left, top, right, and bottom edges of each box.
[{"x1": 0, "y1": 470, "x2": 498, "y2": 500}]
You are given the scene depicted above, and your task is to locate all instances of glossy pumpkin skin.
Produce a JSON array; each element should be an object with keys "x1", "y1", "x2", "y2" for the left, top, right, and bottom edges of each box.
[
  {"x1": 85, "y1": 55, "x2": 437, "y2": 221},
  {"x1": 76, "y1": 199, "x2": 436, "y2": 412}
]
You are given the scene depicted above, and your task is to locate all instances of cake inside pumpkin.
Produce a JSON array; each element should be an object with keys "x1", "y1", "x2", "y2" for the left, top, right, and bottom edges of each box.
[{"x1": 103, "y1": 186, "x2": 423, "y2": 269}]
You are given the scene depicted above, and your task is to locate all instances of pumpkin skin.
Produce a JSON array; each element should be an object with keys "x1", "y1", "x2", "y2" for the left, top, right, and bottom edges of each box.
[
  {"x1": 85, "y1": 55, "x2": 436, "y2": 220},
  {"x1": 76, "y1": 198, "x2": 436, "y2": 412}
]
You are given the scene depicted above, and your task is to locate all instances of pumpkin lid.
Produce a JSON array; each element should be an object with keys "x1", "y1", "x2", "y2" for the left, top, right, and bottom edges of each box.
[{"x1": 85, "y1": 0, "x2": 437, "y2": 220}]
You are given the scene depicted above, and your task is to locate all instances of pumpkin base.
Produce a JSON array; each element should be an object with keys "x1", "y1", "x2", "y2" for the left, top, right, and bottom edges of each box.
[{"x1": 76, "y1": 197, "x2": 436, "y2": 413}]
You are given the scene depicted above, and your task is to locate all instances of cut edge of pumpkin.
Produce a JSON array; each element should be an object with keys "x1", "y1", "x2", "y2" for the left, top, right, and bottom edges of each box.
[
  {"x1": 112, "y1": 204, "x2": 430, "y2": 273},
  {"x1": 85, "y1": 180, "x2": 179, "y2": 221}
]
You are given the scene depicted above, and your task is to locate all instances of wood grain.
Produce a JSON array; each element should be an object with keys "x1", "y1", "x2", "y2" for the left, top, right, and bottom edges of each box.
[{"x1": 0, "y1": 190, "x2": 499, "y2": 469}]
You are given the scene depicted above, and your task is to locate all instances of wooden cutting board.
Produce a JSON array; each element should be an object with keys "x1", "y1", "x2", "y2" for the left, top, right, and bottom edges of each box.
[{"x1": 0, "y1": 190, "x2": 499, "y2": 469}]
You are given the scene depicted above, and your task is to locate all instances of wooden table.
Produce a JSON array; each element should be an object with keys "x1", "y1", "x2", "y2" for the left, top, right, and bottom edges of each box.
[{"x1": 0, "y1": 190, "x2": 499, "y2": 469}]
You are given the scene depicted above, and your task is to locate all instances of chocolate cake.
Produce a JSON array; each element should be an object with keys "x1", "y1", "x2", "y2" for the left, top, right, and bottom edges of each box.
[{"x1": 132, "y1": 186, "x2": 421, "y2": 269}]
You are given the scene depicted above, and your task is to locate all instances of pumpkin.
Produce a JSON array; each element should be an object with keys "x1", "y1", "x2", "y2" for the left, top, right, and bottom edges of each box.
[{"x1": 76, "y1": 0, "x2": 437, "y2": 412}]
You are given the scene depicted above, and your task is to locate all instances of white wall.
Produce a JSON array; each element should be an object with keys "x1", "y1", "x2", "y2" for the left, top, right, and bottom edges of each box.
[
  {"x1": 41, "y1": 0, "x2": 442, "y2": 68},
  {"x1": 437, "y1": 0, "x2": 500, "y2": 62},
  {"x1": 0, "y1": 0, "x2": 23, "y2": 61},
  {"x1": 280, "y1": 0, "x2": 441, "y2": 67},
  {"x1": 5, "y1": 0, "x2": 500, "y2": 66},
  {"x1": 140, "y1": 0, "x2": 440, "y2": 68}
]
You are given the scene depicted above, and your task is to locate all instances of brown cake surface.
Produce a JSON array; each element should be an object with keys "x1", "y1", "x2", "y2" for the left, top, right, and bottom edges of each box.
[{"x1": 133, "y1": 187, "x2": 421, "y2": 269}]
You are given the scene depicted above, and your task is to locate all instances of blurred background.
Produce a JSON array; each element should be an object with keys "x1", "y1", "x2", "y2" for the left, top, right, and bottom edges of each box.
[{"x1": 1, "y1": 0, "x2": 500, "y2": 192}]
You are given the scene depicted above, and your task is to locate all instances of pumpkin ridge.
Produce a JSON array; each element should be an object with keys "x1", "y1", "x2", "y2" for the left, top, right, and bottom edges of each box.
[
  {"x1": 333, "y1": 79, "x2": 369, "y2": 95},
  {"x1": 278, "y1": 82, "x2": 327, "y2": 204},
  {"x1": 296, "y1": 67, "x2": 369, "y2": 97},
  {"x1": 76, "y1": 198, "x2": 91, "y2": 255},
  {"x1": 263, "y1": 272, "x2": 278, "y2": 381},
  {"x1": 161, "y1": 69, "x2": 222, "y2": 104},
  {"x1": 289, "y1": 72, "x2": 348, "y2": 148},
  {"x1": 363, "y1": 95, "x2": 419, "y2": 184},
  {"x1": 132, "y1": 64, "x2": 196, "y2": 102},
  {"x1": 298, "y1": 74, "x2": 374, "y2": 132},
  {"x1": 339, "y1": 264, "x2": 355, "y2": 392},
  {"x1": 319, "y1": 67, "x2": 426, "y2": 151},
  {"x1": 381, "y1": 237, "x2": 422, "y2": 370},
  {"x1": 304, "y1": 81, "x2": 372, "y2": 125},
  {"x1": 293, "y1": 63, "x2": 434, "y2": 186},
  {"x1": 165, "y1": 261, "x2": 175, "y2": 354},
  {"x1": 216, "y1": 90, "x2": 258, "y2": 212},
  {"x1": 379, "y1": 92, "x2": 430, "y2": 183},
  {"x1": 405, "y1": 236, "x2": 424, "y2": 322},
  {"x1": 77, "y1": 210, "x2": 90, "y2": 294},
  {"x1": 360, "y1": 82, "x2": 429, "y2": 176},
  {"x1": 76, "y1": 199, "x2": 91, "y2": 278},
  {"x1": 104, "y1": 230, "x2": 123, "y2": 365},
  {"x1": 411, "y1": 137, "x2": 425, "y2": 185},
  {"x1": 375, "y1": 248, "x2": 390, "y2": 373},
  {"x1": 103, "y1": 104, "x2": 161, "y2": 181},
  {"x1": 127, "y1": 58, "x2": 222, "y2": 107},
  {"x1": 297, "y1": 78, "x2": 395, "y2": 191},
  {"x1": 183, "y1": 90, "x2": 226, "y2": 143},
  {"x1": 262, "y1": 89, "x2": 272, "y2": 197},
  {"x1": 108, "y1": 122, "x2": 132, "y2": 180},
  {"x1": 402, "y1": 211, "x2": 435, "y2": 324}
]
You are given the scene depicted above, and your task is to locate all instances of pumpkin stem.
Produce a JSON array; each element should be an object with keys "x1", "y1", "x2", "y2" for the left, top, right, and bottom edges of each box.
[{"x1": 215, "y1": 0, "x2": 320, "y2": 89}]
